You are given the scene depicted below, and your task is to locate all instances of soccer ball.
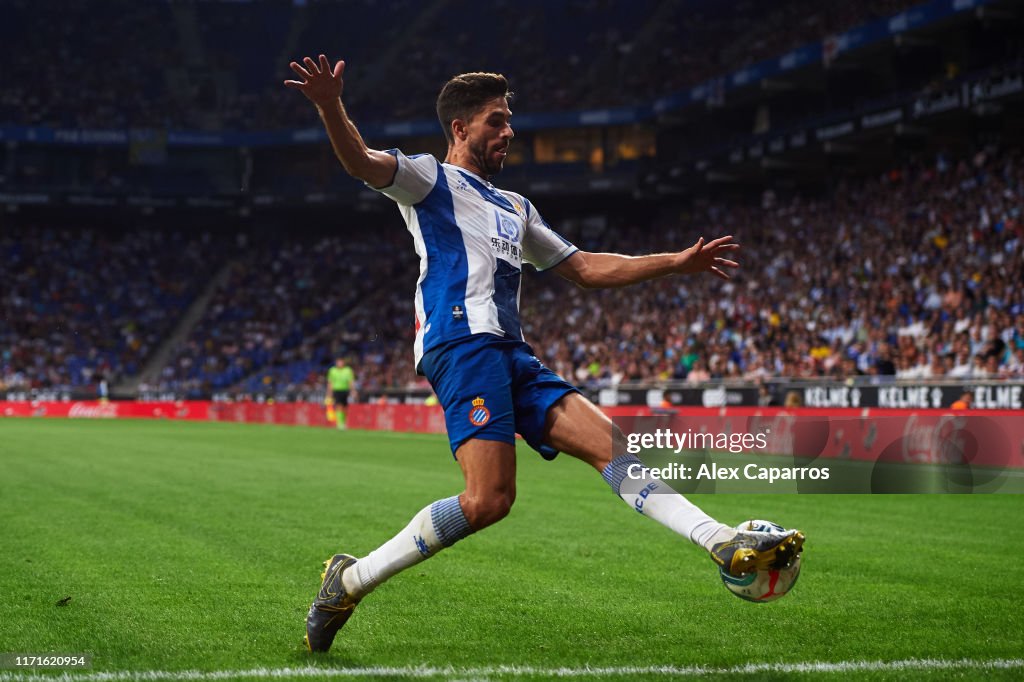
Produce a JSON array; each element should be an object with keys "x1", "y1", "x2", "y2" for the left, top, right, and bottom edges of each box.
[{"x1": 719, "y1": 519, "x2": 801, "y2": 603}]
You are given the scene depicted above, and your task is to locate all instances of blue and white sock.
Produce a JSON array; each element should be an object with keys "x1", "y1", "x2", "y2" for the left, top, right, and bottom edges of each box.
[
  {"x1": 602, "y1": 454, "x2": 730, "y2": 550},
  {"x1": 342, "y1": 495, "x2": 473, "y2": 599}
]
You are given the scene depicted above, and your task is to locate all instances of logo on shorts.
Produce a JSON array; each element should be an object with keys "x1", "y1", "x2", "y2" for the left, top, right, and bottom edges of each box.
[{"x1": 468, "y1": 396, "x2": 490, "y2": 426}]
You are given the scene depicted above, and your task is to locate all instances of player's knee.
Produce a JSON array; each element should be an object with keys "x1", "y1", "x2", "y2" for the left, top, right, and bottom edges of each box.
[{"x1": 461, "y1": 490, "x2": 515, "y2": 530}]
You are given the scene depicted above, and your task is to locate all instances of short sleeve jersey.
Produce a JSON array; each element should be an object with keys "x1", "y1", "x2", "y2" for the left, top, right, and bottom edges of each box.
[
  {"x1": 328, "y1": 365, "x2": 354, "y2": 391},
  {"x1": 370, "y1": 150, "x2": 578, "y2": 370}
]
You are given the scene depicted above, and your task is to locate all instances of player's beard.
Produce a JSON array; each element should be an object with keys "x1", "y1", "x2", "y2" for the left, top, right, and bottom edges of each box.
[{"x1": 471, "y1": 138, "x2": 506, "y2": 177}]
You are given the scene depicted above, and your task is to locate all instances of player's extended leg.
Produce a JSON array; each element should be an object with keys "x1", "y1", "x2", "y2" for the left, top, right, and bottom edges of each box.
[
  {"x1": 304, "y1": 438, "x2": 515, "y2": 652},
  {"x1": 543, "y1": 392, "x2": 803, "y2": 576}
]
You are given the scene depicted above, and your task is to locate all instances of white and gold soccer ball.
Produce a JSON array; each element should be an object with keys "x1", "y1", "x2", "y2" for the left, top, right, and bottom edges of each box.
[{"x1": 719, "y1": 519, "x2": 801, "y2": 603}]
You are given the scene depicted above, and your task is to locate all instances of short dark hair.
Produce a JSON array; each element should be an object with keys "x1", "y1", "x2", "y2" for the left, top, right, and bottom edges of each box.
[{"x1": 436, "y1": 72, "x2": 512, "y2": 145}]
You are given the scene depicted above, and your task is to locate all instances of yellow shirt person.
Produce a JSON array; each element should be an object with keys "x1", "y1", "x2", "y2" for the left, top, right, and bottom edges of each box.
[{"x1": 326, "y1": 358, "x2": 355, "y2": 429}]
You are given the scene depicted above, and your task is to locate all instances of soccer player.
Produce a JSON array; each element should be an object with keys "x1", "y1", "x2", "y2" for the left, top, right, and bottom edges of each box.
[
  {"x1": 325, "y1": 357, "x2": 355, "y2": 429},
  {"x1": 285, "y1": 55, "x2": 805, "y2": 652}
]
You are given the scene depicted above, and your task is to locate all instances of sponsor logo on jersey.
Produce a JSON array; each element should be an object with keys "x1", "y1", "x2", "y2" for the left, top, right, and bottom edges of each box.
[
  {"x1": 468, "y1": 396, "x2": 491, "y2": 426},
  {"x1": 490, "y1": 237, "x2": 522, "y2": 262},
  {"x1": 495, "y1": 211, "x2": 520, "y2": 241}
]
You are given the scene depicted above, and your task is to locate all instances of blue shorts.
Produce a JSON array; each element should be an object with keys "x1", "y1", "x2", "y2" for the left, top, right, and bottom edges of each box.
[{"x1": 420, "y1": 334, "x2": 580, "y2": 459}]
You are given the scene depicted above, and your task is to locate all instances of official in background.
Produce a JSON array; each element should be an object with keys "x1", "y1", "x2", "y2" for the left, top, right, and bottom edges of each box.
[{"x1": 326, "y1": 357, "x2": 355, "y2": 429}]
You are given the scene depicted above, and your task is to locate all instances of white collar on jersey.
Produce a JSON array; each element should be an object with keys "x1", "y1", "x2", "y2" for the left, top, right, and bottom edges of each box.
[{"x1": 443, "y1": 163, "x2": 495, "y2": 189}]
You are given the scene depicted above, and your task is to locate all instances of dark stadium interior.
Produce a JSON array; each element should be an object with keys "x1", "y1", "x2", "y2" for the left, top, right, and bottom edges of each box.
[{"x1": 1, "y1": 0, "x2": 1022, "y2": 404}]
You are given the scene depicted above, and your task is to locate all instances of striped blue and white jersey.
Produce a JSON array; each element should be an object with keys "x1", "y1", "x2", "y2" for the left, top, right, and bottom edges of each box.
[{"x1": 372, "y1": 149, "x2": 578, "y2": 370}]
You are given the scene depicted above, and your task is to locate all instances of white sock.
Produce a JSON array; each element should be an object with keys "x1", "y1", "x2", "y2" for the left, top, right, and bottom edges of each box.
[
  {"x1": 341, "y1": 495, "x2": 472, "y2": 599},
  {"x1": 601, "y1": 455, "x2": 732, "y2": 550}
]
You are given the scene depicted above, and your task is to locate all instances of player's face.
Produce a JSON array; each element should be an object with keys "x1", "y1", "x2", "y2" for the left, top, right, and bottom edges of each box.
[{"x1": 466, "y1": 98, "x2": 513, "y2": 176}]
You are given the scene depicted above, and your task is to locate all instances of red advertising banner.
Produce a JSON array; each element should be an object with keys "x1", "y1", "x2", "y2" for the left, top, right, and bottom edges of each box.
[
  {"x1": 3, "y1": 401, "x2": 1021, "y2": 469},
  {"x1": 1, "y1": 400, "x2": 211, "y2": 420},
  {"x1": 207, "y1": 401, "x2": 333, "y2": 427},
  {"x1": 346, "y1": 403, "x2": 446, "y2": 434}
]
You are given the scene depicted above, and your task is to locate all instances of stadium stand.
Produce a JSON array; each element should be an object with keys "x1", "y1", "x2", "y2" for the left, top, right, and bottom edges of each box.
[
  {"x1": 0, "y1": 1, "x2": 181, "y2": 128},
  {"x1": 1, "y1": 0, "x2": 1021, "y2": 403},
  {"x1": 0, "y1": 0, "x2": 927, "y2": 131},
  {"x1": 0, "y1": 226, "x2": 229, "y2": 395},
  {"x1": 576, "y1": 0, "x2": 921, "y2": 109},
  {"x1": 519, "y1": 145, "x2": 1024, "y2": 386},
  {"x1": 145, "y1": 227, "x2": 420, "y2": 399},
  {"x1": 161, "y1": 142, "x2": 1015, "y2": 399}
]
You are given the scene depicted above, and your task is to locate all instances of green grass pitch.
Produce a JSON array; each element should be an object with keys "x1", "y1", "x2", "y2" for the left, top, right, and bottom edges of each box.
[{"x1": 1, "y1": 418, "x2": 1022, "y2": 681}]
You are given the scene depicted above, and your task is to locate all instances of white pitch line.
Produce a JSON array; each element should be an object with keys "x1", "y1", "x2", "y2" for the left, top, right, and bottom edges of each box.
[{"x1": 1, "y1": 658, "x2": 1022, "y2": 681}]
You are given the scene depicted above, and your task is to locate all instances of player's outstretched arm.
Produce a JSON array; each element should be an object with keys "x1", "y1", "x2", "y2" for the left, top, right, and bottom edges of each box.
[
  {"x1": 284, "y1": 54, "x2": 396, "y2": 188},
  {"x1": 553, "y1": 235, "x2": 740, "y2": 289}
]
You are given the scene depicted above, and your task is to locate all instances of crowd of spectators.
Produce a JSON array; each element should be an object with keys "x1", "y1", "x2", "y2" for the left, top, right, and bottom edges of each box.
[
  {"x1": 209, "y1": 0, "x2": 927, "y2": 126},
  {"x1": 2, "y1": 2, "x2": 1019, "y2": 402},
  {"x1": 3, "y1": 145, "x2": 1021, "y2": 400},
  {"x1": 1, "y1": 0, "x2": 924, "y2": 132},
  {"x1": 0, "y1": 1, "x2": 183, "y2": 129},
  {"x1": 0, "y1": 227, "x2": 227, "y2": 395},
  {"x1": 616, "y1": 0, "x2": 919, "y2": 108},
  {"x1": 216, "y1": 145, "x2": 1024, "y2": 400},
  {"x1": 518, "y1": 145, "x2": 1024, "y2": 388},
  {"x1": 145, "y1": 228, "x2": 418, "y2": 399}
]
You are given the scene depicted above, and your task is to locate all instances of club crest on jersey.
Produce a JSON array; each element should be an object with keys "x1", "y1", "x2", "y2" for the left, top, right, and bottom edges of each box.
[
  {"x1": 468, "y1": 396, "x2": 490, "y2": 426},
  {"x1": 495, "y1": 211, "x2": 520, "y2": 242},
  {"x1": 511, "y1": 198, "x2": 526, "y2": 220}
]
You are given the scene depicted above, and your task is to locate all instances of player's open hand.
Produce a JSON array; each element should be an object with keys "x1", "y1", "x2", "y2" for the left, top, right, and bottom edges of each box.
[
  {"x1": 676, "y1": 235, "x2": 740, "y2": 280},
  {"x1": 284, "y1": 54, "x2": 345, "y2": 108}
]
